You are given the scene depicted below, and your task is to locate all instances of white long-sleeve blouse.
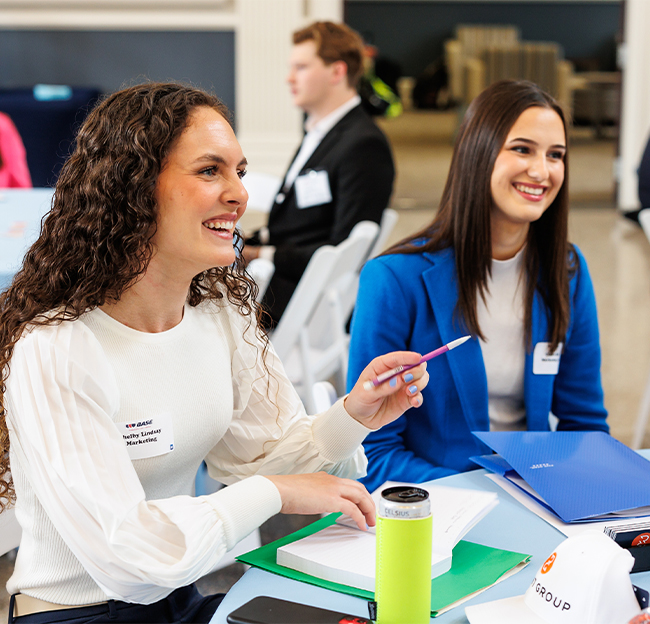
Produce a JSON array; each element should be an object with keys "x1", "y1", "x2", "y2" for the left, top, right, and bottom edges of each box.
[{"x1": 5, "y1": 298, "x2": 368, "y2": 605}]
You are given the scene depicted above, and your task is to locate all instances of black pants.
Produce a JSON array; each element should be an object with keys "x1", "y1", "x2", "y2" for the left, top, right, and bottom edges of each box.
[{"x1": 9, "y1": 585, "x2": 224, "y2": 624}]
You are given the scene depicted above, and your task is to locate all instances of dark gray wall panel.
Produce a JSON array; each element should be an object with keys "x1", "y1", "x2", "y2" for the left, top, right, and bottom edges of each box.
[
  {"x1": 0, "y1": 29, "x2": 235, "y2": 111},
  {"x1": 346, "y1": 1, "x2": 622, "y2": 77}
]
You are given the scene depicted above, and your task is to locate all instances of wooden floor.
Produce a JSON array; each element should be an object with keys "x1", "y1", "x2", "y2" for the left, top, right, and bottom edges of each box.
[{"x1": 2, "y1": 111, "x2": 647, "y2": 620}]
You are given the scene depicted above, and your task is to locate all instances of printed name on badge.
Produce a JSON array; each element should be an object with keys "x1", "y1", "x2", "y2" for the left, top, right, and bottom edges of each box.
[
  {"x1": 533, "y1": 342, "x2": 563, "y2": 375},
  {"x1": 117, "y1": 413, "x2": 174, "y2": 461},
  {"x1": 294, "y1": 170, "x2": 332, "y2": 209}
]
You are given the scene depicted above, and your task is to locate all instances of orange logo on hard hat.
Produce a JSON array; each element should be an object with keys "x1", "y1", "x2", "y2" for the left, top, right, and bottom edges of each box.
[
  {"x1": 632, "y1": 533, "x2": 650, "y2": 547},
  {"x1": 541, "y1": 552, "x2": 557, "y2": 574}
]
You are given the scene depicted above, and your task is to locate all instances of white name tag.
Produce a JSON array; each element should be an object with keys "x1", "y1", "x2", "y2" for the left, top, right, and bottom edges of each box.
[
  {"x1": 117, "y1": 413, "x2": 174, "y2": 461},
  {"x1": 533, "y1": 342, "x2": 563, "y2": 375},
  {"x1": 294, "y1": 170, "x2": 332, "y2": 209}
]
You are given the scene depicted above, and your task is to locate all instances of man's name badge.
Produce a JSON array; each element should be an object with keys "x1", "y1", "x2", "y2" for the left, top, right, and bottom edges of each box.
[
  {"x1": 533, "y1": 342, "x2": 563, "y2": 375},
  {"x1": 294, "y1": 170, "x2": 332, "y2": 209},
  {"x1": 118, "y1": 413, "x2": 175, "y2": 460}
]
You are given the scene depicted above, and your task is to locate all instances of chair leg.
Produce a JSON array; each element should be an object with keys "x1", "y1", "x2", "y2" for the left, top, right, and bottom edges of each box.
[
  {"x1": 299, "y1": 327, "x2": 316, "y2": 414},
  {"x1": 632, "y1": 368, "x2": 650, "y2": 449}
]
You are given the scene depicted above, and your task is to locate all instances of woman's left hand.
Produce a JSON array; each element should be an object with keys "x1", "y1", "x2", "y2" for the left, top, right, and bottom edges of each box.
[{"x1": 344, "y1": 351, "x2": 428, "y2": 430}]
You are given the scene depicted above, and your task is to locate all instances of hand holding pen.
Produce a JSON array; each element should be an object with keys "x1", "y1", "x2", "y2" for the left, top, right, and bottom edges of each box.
[
  {"x1": 343, "y1": 336, "x2": 470, "y2": 431},
  {"x1": 363, "y1": 335, "x2": 471, "y2": 390}
]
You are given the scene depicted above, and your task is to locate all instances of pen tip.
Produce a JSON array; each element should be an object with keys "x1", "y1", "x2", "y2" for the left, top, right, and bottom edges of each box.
[
  {"x1": 363, "y1": 381, "x2": 375, "y2": 391},
  {"x1": 448, "y1": 335, "x2": 472, "y2": 350}
]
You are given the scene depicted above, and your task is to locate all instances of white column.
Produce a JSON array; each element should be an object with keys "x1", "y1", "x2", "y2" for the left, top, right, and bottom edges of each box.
[
  {"x1": 235, "y1": 0, "x2": 304, "y2": 177},
  {"x1": 307, "y1": 0, "x2": 342, "y2": 22},
  {"x1": 235, "y1": 0, "x2": 343, "y2": 177},
  {"x1": 617, "y1": 0, "x2": 650, "y2": 210}
]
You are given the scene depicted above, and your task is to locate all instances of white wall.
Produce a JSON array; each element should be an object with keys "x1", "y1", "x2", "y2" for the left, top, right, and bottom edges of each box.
[{"x1": 618, "y1": 0, "x2": 650, "y2": 210}]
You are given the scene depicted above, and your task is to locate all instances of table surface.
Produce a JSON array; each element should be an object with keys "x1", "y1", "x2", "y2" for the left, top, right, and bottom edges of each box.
[
  {"x1": 212, "y1": 451, "x2": 650, "y2": 624},
  {"x1": 0, "y1": 188, "x2": 54, "y2": 289}
]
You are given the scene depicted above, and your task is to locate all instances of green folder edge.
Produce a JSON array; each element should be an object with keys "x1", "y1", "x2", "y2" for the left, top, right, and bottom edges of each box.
[{"x1": 236, "y1": 513, "x2": 531, "y2": 617}]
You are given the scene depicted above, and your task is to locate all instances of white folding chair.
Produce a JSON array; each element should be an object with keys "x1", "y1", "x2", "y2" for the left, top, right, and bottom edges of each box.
[
  {"x1": 242, "y1": 171, "x2": 282, "y2": 213},
  {"x1": 271, "y1": 221, "x2": 379, "y2": 413},
  {"x1": 312, "y1": 381, "x2": 339, "y2": 413},
  {"x1": 331, "y1": 209, "x2": 400, "y2": 344},
  {"x1": 367, "y1": 208, "x2": 399, "y2": 260},
  {"x1": 631, "y1": 208, "x2": 650, "y2": 449},
  {"x1": 246, "y1": 257, "x2": 275, "y2": 302},
  {"x1": 0, "y1": 506, "x2": 21, "y2": 556}
]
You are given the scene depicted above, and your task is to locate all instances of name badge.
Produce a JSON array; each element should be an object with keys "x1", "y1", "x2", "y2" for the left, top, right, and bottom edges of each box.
[
  {"x1": 533, "y1": 342, "x2": 563, "y2": 375},
  {"x1": 117, "y1": 413, "x2": 174, "y2": 461},
  {"x1": 294, "y1": 170, "x2": 332, "y2": 209}
]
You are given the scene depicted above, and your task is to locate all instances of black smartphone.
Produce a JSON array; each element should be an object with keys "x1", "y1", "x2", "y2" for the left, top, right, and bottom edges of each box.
[{"x1": 226, "y1": 596, "x2": 372, "y2": 624}]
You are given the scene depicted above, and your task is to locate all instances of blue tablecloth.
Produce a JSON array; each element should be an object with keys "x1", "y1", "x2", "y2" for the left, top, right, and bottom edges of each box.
[{"x1": 0, "y1": 188, "x2": 54, "y2": 289}]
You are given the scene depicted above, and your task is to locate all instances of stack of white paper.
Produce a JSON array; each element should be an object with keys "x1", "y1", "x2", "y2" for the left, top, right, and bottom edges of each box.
[{"x1": 276, "y1": 481, "x2": 499, "y2": 591}]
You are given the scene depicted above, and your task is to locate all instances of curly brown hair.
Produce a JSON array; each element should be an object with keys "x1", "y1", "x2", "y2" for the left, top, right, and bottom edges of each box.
[{"x1": 0, "y1": 82, "x2": 266, "y2": 510}]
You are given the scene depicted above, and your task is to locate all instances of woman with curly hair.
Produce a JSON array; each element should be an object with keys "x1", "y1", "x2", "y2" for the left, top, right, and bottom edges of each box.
[
  {"x1": 0, "y1": 82, "x2": 427, "y2": 623},
  {"x1": 348, "y1": 80, "x2": 609, "y2": 492}
]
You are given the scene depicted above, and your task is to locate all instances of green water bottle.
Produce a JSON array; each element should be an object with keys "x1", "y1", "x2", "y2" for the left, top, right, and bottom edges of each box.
[{"x1": 375, "y1": 486, "x2": 432, "y2": 624}]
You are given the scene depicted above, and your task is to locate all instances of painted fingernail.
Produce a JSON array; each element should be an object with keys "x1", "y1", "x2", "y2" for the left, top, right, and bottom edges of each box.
[
  {"x1": 414, "y1": 396, "x2": 422, "y2": 407},
  {"x1": 409, "y1": 385, "x2": 418, "y2": 395},
  {"x1": 389, "y1": 378, "x2": 397, "y2": 387},
  {"x1": 403, "y1": 373, "x2": 414, "y2": 383}
]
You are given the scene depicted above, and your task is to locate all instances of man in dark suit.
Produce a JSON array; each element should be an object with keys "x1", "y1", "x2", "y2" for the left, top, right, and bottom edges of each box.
[{"x1": 243, "y1": 21, "x2": 395, "y2": 326}]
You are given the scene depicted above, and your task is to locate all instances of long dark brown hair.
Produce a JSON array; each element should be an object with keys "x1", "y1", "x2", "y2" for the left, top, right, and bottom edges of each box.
[
  {"x1": 387, "y1": 79, "x2": 574, "y2": 352},
  {"x1": 0, "y1": 82, "x2": 266, "y2": 510}
]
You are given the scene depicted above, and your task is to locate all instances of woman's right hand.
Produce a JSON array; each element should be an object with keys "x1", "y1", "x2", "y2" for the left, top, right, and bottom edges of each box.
[{"x1": 264, "y1": 472, "x2": 375, "y2": 530}]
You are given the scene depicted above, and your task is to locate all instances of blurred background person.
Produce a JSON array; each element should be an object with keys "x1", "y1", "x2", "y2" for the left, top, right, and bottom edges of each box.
[{"x1": 243, "y1": 21, "x2": 394, "y2": 327}]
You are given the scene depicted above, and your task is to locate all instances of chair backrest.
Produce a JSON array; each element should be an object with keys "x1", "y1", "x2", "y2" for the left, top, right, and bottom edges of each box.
[
  {"x1": 303, "y1": 221, "x2": 381, "y2": 351},
  {"x1": 312, "y1": 381, "x2": 338, "y2": 413},
  {"x1": 242, "y1": 171, "x2": 282, "y2": 213},
  {"x1": 456, "y1": 24, "x2": 520, "y2": 60},
  {"x1": 271, "y1": 220, "x2": 379, "y2": 363},
  {"x1": 639, "y1": 208, "x2": 650, "y2": 242},
  {"x1": 246, "y1": 257, "x2": 275, "y2": 302},
  {"x1": 368, "y1": 208, "x2": 399, "y2": 260},
  {"x1": 0, "y1": 506, "x2": 21, "y2": 556}
]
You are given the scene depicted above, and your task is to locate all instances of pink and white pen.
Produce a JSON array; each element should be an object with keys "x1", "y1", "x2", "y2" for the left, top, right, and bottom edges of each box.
[{"x1": 363, "y1": 335, "x2": 471, "y2": 390}]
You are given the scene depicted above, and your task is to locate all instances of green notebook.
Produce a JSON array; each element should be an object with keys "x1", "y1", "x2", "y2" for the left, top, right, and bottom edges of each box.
[{"x1": 237, "y1": 514, "x2": 531, "y2": 617}]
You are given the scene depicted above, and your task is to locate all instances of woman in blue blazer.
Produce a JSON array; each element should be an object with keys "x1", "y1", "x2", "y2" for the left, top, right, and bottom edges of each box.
[{"x1": 348, "y1": 80, "x2": 609, "y2": 492}]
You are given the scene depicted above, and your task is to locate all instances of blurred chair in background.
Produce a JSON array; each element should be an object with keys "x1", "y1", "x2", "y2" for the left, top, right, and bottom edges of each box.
[
  {"x1": 0, "y1": 506, "x2": 21, "y2": 557},
  {"x1": 367, "y1": 207, "x2": 398, "y2": 261},
  {"x1": 444, "y1": 25, "x2": 574, "y2": 112},
  {"x1": 631, "y1": 208, "x2": 650, "y2": 449},
  {"x1": 270, "y1": 221, "x2": 379, "y2": 413},
  {"x1": 312, "y1": 381, "x2": 338, "y2": 413},
  {"x1": 246, "y1": 257, "x2": 275, "y2": 302}
]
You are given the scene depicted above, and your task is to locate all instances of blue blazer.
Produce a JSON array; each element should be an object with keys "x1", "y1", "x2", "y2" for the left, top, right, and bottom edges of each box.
[{"x1": 347, "y1": 245, "x2": 609, "y2": 492}]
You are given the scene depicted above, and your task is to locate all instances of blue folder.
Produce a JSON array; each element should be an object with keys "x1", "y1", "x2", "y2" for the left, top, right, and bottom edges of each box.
[{"x1": 470, "y1": 431, "x2": 650, "y2": 523}]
